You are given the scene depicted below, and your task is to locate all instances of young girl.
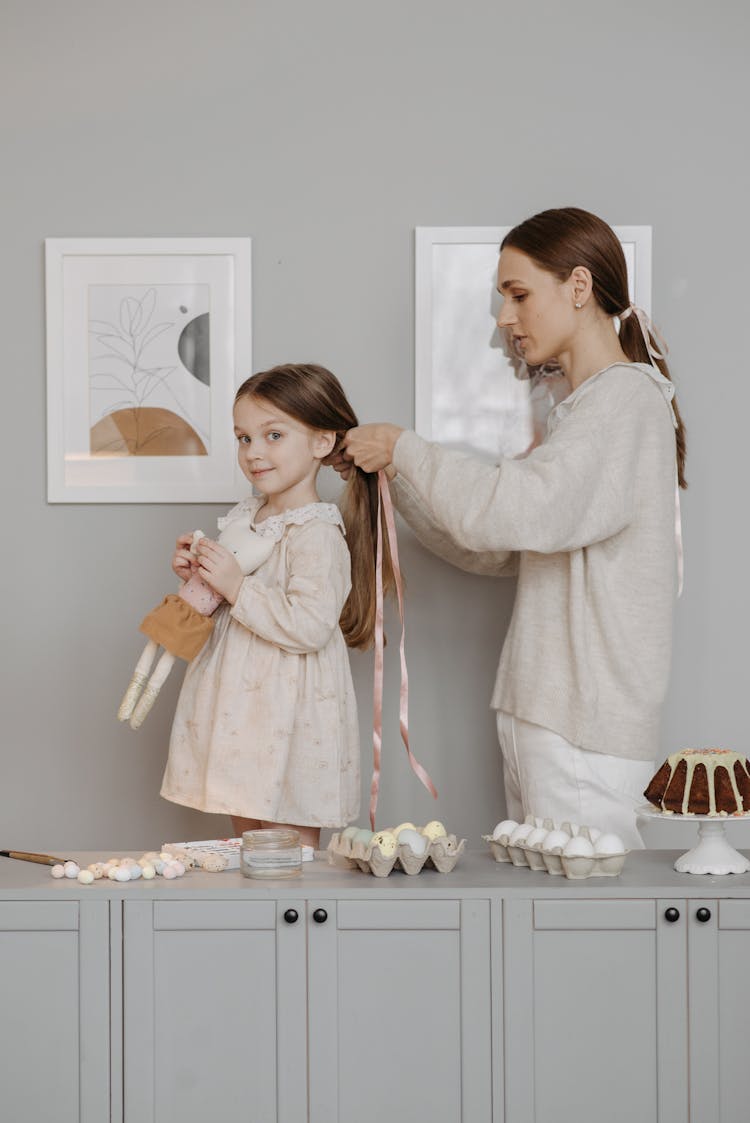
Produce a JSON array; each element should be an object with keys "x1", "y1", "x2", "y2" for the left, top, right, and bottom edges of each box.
[
  {"x1": 160, "y1": 363, "x2": 392, "y2": 848},
  {"x1": 339, "y1": 207, "x2": 686, "y2": 850}
]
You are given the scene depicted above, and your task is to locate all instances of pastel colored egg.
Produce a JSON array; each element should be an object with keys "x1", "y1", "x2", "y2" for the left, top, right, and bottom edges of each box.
[
  {"x1": 393, "y1": 822, "x2": 417, "y2": 836},
  {"x1": 422, "y1": 820, "x2": 447, "y2": 841},
  {"x1": 492, "y1": 820, "x2": 518, "y2": 841},
  {"x1": 63, "y1": 861, "x2": 80, "y2": 879},
  {"x1": 115, "y1": 867, "x2": 132, "y2": 882},
  {"x1": 127, "y1": 864, "x2": 142, "y2": 879},
  {"x1": 87, "y1": 863, "x2": 106, "y2": 879},
  {"x1": 353, "y1": 828, "x2": 374, "y2": 846},
  {"x1": 51, "y1": 864, "x2": 65, "y2": 879},
  {"x1": 153, "y1": 859, "x2": 165, "y2": 875},
  {"x1": 162, "y1": 865, "x2": 178, "y2": 880},
  {"x1": 107, "y1": 867, "x2": 119, "y2": 880},
  {"x1": 170, "y1": 860, "x2": 185, "y2": 876},
  {"x1": 397, "y1": 828, "x2": 429, "y2": 855},
  {"x1": 140, "y1": 864, "x2": 156, "y2": 879},
  {"x1": 340, "y1": 826, "x2": 358, "y2": 841},
  {"x1": 77, "y1": 870, "x2": 95, "y2": 885},
  {"x1": 371, "y1": 830, "x2": 398, "y2": 857}
]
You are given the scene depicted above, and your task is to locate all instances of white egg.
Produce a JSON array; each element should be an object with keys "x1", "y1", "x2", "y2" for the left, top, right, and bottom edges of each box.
[
  {"x1": 541, "y1": 830, "x2": 570, "y2": 853},
  {"x1": 51, "y1": 864, "x2": 65, "y2": 879},
  {"x1": 397, "y1": 829, "x2": 428, "y2": 855},
  {"x1": 393, "y1": 822, "x2": 417, "y2": 837},
  {"x1": 525, "y1": 827, "x2": 549, "y2": 850},
  {"x1": 63, "y1": 861, "x2": 80, "y2": 879},
  {"x1": 115, "y1": 867, "x2": 131, "y2": 882},
  {"x1": 563, "y1": 835, "x2": 595, "y2": 858},
  {"x1": 492, "y1": 819, "x2": 518, "y2": 840},
  {"x1": 508, "y1": 823, "x2": 535, "y2": 846},
  {"x1": 77, "y1": 870, "x2": 95, "y2": 885},
  {"x1": 594, "y1": 832, "x2": 626, "y2": 855},
  {"x1": 587, "y1": 827, "x2": 602, "y2": 843}
]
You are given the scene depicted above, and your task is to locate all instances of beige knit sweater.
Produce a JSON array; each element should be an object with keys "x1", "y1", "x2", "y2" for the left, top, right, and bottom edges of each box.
[{"x1": 391, "y1": 362, "x2": 678, "y2": 761}]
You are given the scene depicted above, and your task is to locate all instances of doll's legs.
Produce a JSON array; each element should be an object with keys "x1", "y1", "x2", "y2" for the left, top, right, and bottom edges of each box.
[
  {"x1": 231, "y1": 816, "x2": 262, "y2": 836},
  {"x1": 129, "y1": 649, "x2": 177, "y2": 729},
  {"x1": 118, "y1": 640, "x2": 160, "y2": 722},
  {"x1": 231, "y1": 816, "x2": 320, "y2": 849}
]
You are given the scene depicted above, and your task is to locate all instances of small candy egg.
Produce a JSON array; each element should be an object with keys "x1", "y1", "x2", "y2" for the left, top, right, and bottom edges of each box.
[
  {"x1": 87, "y1": 863, "x2": 106, "y2": 879},
  {"x1": 127, "y1": 864, "x2": 142, "y2": 879},
  {"x1": 353, "y1": 828, "x2": 373, "y2": 846},
  {"x1": 159, "y1": 851, "x2": 173, "y2": 862},
  {"x1": 541, "y1": 830, "x2": 570, "y2": 853},
  {"x1": 594, "y1": 832, "x2": 626, "y2": 855},
  {"x1": 140, "y1": 863, "x2": 156, "y2": 879},
  {"x1": 422, "y1": 820, "x2": 447, "y2": 841},
  {"x1": 397, "y1": 828, "x2": 429, "y2": 855},
  {"x1": 77, "y1": 869, "x2": 95, "y2": 885},
  {"x1": 525, "y1": 827, "x2": 549, "y2": 850},
  {"x1": 64, "y1": 861, "x2": 80, "y2": 879},
  {"x1": 162, "y1": 864, "x2": 178, "y2": 879},
  {"x1": 51, "y1": 864, "x2": 65, "y2": 879},
  {"x1": 393, "y1": 822, "x2": 417, "y2": 837},
  {"x1": 508, "y1": 823, "x2": 535, "y2": 847},
  {"x1": 370, "y1": 830, "x2": 398, "y2": 857},
  {"x1": 115, "y1": 867, "x2": 131, "y2": 882},
  {"x1": 170, "y1": 860, "x2": 185, "y2": 876},
  {"x1": 153, "y1": 859, "x2": 165, "y2": 875},
  {"x1": 492, "y1": 819, "x2": 518, "y2": 841},
  {"x1": 107, "y1": 867, "x2": 119, "y2": 880},
  {"x1": 563, "y1": 835, "x2": 595, "y2": 858},
  {"x1": 140, "y1": 851, "x2": 160, "y2": 863}
]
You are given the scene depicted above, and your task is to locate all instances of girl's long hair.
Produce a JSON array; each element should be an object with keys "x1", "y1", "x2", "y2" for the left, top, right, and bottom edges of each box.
[
  {"x1": 235, "y1": 363, "x2": 394, "y2": 649},
  {"x1": 501, "y1": 207, "x2": 687, "y2": 488}
]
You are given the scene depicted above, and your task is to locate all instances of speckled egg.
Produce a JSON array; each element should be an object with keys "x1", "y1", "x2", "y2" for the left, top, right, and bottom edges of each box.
[
  {"x1": 492, "y1": 820, "x2": 518, "y2": 841},
  {"x1": 563, "y1": 835, "x2": 595, "y2": 858},
  {"x1": 594, "y1": 832, "x2": 626, "y2": 855},
  {"x1": 422, "y1": 820, "x2": 447, "y2": 841},
  {"x1": 397, "y1": 828, "x2": 429, "y2": 855},
  {"x1": 371, "y1": 830, "x2": 398, "y2": 857}
]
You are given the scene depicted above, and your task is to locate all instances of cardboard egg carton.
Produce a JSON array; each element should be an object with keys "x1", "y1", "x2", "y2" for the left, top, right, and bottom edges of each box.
[
  {"x1": 482, "y1": 816, "x2": 628, "y2": 879},
  {"x1": 327, "y1": 831, "x2": 465, "y2": 877}
]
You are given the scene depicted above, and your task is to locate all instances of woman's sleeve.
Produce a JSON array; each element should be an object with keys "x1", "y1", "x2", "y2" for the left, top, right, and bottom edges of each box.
[
  {"x1": 390, "y1": 474, "x2": 519, "y2": 577},
  {"x1": 229, "y1": 522, "x2": 349, "y2": 654},
  {"x1": 392, "y1": 376, "x2": 649, "y2": 554}
]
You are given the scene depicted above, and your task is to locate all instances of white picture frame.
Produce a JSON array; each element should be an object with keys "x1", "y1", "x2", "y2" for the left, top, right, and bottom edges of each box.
[
  {"x1": 45, "y1": 236, "x2": 252, "y2": 502},
  {"x1": 415, "y1": 225, "x2": 652, "y2": 461}
]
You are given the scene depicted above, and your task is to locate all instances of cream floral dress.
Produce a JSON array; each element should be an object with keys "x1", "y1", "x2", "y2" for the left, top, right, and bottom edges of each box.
[{"x1": 161, "y1": 498, "x2": 360, "y2": 827}]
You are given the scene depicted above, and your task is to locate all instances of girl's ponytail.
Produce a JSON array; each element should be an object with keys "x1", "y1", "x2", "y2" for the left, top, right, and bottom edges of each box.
[{"x1": 339, "y1": 465, "x2": 395, "y2": 650}]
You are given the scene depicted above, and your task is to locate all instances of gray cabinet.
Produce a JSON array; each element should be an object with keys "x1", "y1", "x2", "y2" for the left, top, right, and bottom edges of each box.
[
  {"x1": 0, "y1": 899, "x2": 111, "y2": 1123},
  {"x1": 123, "y1": 894, "x2": 493, "y2": 1123},
  {"x1": 504, "y1": 895, "x2": 750, "y2": 1123}
]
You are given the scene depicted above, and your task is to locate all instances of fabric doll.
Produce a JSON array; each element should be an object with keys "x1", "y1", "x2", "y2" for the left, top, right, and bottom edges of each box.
[{"x1": 118, "y1": 519, "x2": 274, "y2": 729}]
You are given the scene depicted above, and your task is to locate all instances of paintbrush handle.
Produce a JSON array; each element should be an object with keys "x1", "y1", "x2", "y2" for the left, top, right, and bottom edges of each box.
[{"x1": 0, "y1": 850, "x2": 66, "y2": 866}]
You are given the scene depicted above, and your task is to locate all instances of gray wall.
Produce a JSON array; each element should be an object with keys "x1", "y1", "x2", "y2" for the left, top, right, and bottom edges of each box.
[{"x1": 3, "y1": 0, "x2": 748, "y2": 853}]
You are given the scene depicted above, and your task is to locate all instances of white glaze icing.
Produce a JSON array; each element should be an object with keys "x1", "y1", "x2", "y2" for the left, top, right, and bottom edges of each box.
[{"x1": 661, "y1": 748, "x2": 749, "y2": 815}]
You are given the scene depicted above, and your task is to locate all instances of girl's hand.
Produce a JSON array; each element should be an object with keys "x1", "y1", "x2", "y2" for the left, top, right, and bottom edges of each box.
[
  {"x1": 172, "y1": 533, "x2": 198, "y2": 581},
  {"x1": 341, "y1": 423, "x2": 403, "y2": 474},
  {"x1": 195, "y1": 538, "x2": 244, "y2": 604}
]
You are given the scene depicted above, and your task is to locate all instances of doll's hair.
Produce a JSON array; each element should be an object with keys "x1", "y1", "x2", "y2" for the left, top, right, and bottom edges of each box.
[
  {"x1": 502, "y1": 207, "x2": 687, "y2": 488},
  {"x1": 235, "y1": 363, "x2": 394, "y2": 650}
]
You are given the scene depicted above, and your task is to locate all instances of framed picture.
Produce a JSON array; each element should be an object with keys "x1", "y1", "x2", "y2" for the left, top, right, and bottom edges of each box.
[
  {"x1": 415, "y1": 226, "x2": 652, "y2": 461},
  {"x1": 45, "y1": 237, "x2": 252, "y2": 502}
]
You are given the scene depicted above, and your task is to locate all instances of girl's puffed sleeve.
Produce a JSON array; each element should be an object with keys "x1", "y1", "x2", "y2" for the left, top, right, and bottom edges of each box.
[{"x1": 229, "y1": 521, "x2": 350, "y2": 654}]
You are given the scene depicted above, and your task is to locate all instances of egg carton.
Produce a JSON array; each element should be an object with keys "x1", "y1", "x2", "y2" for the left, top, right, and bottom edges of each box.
[
  {"x1": 327, "y1": 832, "x2": 465, "y2": 877},
  {"x1": 482, "y1": 817, "x2": 628, "y2": 880}
]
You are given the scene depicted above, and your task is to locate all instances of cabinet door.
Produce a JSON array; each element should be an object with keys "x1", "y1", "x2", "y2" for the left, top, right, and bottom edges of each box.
[
  {"x1": 123, "y1": 898, "x2": 307, "y2": 1123},
  {"x1": 503, "y1": 898, "x2": 688, "y2": 1123},
  {"x1": 307, "y1": 897, "x2": 493, "y2": 1123},
  {"x1": 0, "y1": 899, "x2": 110, "y2": 1123},
  {"x1": 688, "y1": 898, "x2": 750, "y2": 1123}
]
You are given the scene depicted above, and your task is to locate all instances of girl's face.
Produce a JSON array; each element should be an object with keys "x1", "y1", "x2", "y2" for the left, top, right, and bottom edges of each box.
[
  {"x1": 233, "y1": 395, "x2": 335, "y2": 512},
  {"x1": 495, "y1": 247, "x2": 576, "y2": 369}
]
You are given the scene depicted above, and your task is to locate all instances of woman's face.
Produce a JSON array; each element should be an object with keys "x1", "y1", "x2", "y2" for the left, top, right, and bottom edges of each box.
[{"x1": 496, "y1": 247, "x2": 575, "y2": 368}]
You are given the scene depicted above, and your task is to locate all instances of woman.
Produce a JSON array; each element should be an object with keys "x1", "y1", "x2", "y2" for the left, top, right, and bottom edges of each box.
[{"x1": 339, "y1": 207, "x2": 686, "y2": 848}]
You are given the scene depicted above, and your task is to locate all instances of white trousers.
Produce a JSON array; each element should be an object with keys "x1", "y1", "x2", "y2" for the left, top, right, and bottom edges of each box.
[{"x1": 496, "y1": 711, "x2": 654, "y2": 850}]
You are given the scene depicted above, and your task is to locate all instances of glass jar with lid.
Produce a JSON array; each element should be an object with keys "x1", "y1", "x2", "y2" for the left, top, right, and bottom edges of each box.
[{"x1": 240, "y1": 828, "x2": 302, "y2": 879}]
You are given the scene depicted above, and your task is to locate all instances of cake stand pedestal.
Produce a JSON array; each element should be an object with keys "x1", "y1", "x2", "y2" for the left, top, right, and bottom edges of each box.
[{"x1": 637, "y1": 805, "x2": 750, "y2": 875}]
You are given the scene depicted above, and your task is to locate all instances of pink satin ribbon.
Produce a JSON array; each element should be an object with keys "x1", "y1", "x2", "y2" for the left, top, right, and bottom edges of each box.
[{"x1": 370, "y1": 470, "x2": 438, "y2": 829}]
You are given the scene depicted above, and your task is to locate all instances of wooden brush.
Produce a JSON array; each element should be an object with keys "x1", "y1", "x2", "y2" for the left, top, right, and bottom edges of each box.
[{"x1": 0, "y1": 849, "x2": 69, "y2": 866}]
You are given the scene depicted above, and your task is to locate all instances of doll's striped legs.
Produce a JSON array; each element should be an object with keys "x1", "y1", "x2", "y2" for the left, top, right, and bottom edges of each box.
[
  {"x1": 117, "y1": 640, "x2": 160, "y2": 722},
  {"x1": 129, "y1": 649, "x2": 176, "y2": 729}
]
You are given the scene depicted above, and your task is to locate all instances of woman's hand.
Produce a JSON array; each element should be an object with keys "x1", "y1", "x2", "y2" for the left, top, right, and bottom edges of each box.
[
  {"x1": 195, "y1": 538, "x2": 244, "y2": 604},
  {"x1": 341, "y1": 423, "x2": 403, "y2": 474},
  {"x1": 172, "y1": 533, "x2": 198, "y2": 581}
]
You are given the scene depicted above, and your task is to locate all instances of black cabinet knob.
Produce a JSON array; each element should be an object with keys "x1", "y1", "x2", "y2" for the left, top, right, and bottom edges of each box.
[
  {"x1": 696, "y1": 907, "x2": 712, "y2": 923},
  {"x1": 283, "y1": 908, "x2": 299, "y2": 924},
  {"x1": 664, "y1": 907, "x2": 680, "y2": 923},
  {"x1": 312, "y1": 907, "x2": 328, "y2": 924}
]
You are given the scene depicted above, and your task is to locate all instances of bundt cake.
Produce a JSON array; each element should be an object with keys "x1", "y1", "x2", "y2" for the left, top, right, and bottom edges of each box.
[{"x1": 644, "y1": 748, "x2": 750, "y2": 815}]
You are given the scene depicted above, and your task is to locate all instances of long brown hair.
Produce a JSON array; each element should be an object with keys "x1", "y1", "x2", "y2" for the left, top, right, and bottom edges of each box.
[
  {"x1": 234, "y1": 363, "x2": 394, "y2": 649},
  {"x1": 501, "y1": 207, "x2": 687, "y2": 488}
]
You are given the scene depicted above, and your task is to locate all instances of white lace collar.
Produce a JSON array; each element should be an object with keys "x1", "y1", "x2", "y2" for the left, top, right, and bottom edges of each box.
[{"x1": 218, "y1": 497, "x2": 345, "y2": 542}]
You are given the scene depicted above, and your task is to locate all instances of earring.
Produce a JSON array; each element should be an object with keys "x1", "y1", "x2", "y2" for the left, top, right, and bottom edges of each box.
[{"x1": 574, "y1": 302, "x2": 582, "y2": 309}]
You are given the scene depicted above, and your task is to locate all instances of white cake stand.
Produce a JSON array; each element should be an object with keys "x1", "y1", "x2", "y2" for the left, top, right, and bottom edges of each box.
[{"x1": 637, "y1": 804, "x2": 750, "y2": 874}]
